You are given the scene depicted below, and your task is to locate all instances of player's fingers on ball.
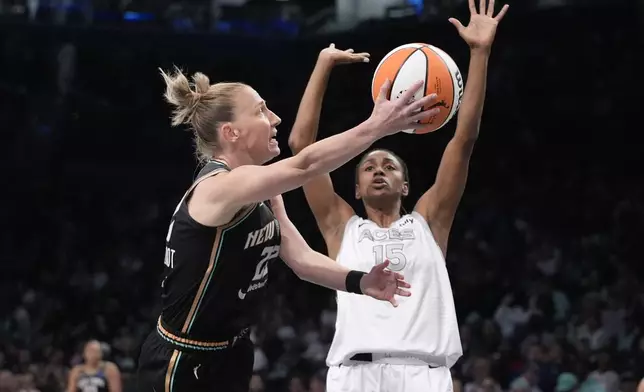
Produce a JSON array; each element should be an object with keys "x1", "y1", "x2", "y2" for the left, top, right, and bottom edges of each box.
[
  {"x1": 378, "y1": 79, "x2": 392, "y2": 101},
  {"x1": 410, "y1": 93, "x2": 437, "y2": 112},
  {"x1": 409, "y1": 108, "x2": 440, "y2": 124},
  {"x1": 398, "y1": 80, "x2": 424, "y2": 106}
]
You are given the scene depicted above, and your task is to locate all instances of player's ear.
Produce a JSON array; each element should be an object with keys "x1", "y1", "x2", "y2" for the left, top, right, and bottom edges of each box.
[
  {"x1": 355, "y1": 183, "x2": 362, "y2": 200},
  {"x1": 220, "y1": 122, "x2": 239, "y2": 142},
  {"x1": 402, "y1": 181, "x2": 409, "y2": 197}
]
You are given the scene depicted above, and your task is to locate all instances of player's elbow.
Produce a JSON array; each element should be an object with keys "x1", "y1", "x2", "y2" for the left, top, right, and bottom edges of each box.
[
  {"x1": 281, "y1": 244, "x2": 314, "y2": 280},
  {"x1": 453, "y1": 124, "x2": 480, "y2": 144},
  {"x1": 284, "y1": 253, "x2": 311, "y2": 280},
  {"x1": 284, "y1": 152, "x2": 323, "y2": 181},
  {"x1": 287, "y1": 134, "x2": 310, "y2": 154},
  {"x1": 448, "y1": 134, "x2": 477, "y2": 156}
]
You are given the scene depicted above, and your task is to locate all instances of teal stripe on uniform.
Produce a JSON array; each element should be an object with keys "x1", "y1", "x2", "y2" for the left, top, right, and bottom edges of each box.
[
  {"x1": 185, "y1": 204, "x2": 258, "y2": 333},
  {"x1": 169, "y1": 352, "x2": 182, "y2": 392}
]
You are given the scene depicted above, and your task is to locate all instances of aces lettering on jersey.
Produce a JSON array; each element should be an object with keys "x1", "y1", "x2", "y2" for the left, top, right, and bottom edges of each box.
[{"x1": 358, "y1": 226, "x2": 415, "y2": 272}]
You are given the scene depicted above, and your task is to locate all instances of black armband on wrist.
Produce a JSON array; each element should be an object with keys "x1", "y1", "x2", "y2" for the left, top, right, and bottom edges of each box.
[{"x1": 345, "y1": 270, "x2": 366, "y2": 294}]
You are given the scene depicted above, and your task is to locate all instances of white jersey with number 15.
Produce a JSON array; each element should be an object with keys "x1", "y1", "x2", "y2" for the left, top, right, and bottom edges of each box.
[{"x1": 326, "y1": 212, "x2": 463, "y2": 367}]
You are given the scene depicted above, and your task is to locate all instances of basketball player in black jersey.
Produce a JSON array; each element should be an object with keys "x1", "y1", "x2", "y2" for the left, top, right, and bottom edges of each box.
[
  {"x1": 136, "y1": 65, "x2": 443, "y2": 392},
  {"x1": 67, "y1": 340, "x2": 121, "y2": 392}
]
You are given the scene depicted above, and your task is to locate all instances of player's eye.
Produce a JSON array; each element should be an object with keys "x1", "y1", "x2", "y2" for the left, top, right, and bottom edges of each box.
[
  {"x1": 386, "y1": 165, "x2": 396, "y2": 170},
  {"x1": 365, "y1": 166, "x2": 374, "y2": 171}
]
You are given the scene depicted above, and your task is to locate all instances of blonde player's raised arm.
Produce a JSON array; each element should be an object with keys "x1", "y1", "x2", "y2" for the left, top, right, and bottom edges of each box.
[
  {"x1": 159, "y1": 68, "x2": 440, "y2": 227},
  {"x1": 414, "y1": 0, "x2": 508, "y2": 256}
]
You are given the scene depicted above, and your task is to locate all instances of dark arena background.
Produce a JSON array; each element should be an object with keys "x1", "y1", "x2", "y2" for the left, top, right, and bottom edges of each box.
[{"x1": 1, "y1": 0, "x2": 643, "y2": 391}]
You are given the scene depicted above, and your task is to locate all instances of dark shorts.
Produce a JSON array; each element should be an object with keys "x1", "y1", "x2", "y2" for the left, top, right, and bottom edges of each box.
[{"x1": 137, "y1": 331, "x2": 254, "y2": 392}]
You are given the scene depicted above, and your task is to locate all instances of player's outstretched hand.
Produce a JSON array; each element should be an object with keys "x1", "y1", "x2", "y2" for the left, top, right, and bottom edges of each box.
[
  {"x1": 448, "y1": 0, "x2": 508, "y2": 51},
  {"x1": 319, "y1": 43, "x2": 370, "y2": 65},
  {"x1": 360, "y1": 260, "x2": 411, "y2": 307},
  {"x1": 368, "y1": 79, "x2": 440, "y2": 137}
]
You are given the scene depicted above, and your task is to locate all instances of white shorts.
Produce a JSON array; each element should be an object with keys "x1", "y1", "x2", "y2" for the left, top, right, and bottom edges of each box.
[{"x1": 327, "y1": 362, "x2": 453, "y2": 392}]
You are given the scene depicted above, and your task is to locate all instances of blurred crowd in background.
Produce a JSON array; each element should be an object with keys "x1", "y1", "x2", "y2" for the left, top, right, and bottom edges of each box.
[{"x1": 1, "y1": 1, "x2": 643, "y2": 392}]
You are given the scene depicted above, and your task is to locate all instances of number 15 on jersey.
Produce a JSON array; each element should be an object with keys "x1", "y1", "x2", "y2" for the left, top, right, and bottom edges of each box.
[{"x1": 373, "y1": 243, "x2": 407, "y2": 271}]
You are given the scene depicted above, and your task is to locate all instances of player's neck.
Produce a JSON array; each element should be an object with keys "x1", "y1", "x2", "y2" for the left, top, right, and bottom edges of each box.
[
  {"x1": 212, "y1": 152, "x2": 253, "y2": 169},
  {"x1": 84, "y1": 361, "x2": 100, "y2": 371},
  {"x1": 365, "y1": 204, "x2": 401, "y2": 228}
]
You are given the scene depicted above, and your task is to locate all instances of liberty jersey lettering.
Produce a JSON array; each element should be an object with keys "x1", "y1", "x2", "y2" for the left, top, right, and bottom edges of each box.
[
  {"x1": 159, "y1": 160, "x2": 281, "y2": 340},
  {"x1": 326, "y1": 213, "x2": 462, "y2": 367}
]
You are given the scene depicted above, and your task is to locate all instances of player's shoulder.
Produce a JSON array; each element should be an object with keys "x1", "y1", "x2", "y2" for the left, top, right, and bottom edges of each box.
[
  {"x1": 193, "y1": 167, "x2": 231, "y2": 191},
  {"x1": 408, "y1": 211, "x2": 431, "y2": 228},
  {"x1": 103, "y1": 361, "x2": 120, "y2": 373}
]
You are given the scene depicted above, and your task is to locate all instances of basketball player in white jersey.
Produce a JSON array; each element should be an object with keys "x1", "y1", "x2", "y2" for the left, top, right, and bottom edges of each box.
[{"x1": 288, "y1": 0, "x2": 508, "y2": 390}]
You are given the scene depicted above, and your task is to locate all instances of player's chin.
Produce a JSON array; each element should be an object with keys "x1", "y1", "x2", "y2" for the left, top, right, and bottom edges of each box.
[
  {"x1": 264, "y1": 143, "x2": 280, "y2": 161},
  {"x1": 367, "y1": 188, "x2": 393, "y2": 198},
  {"x1": 267, "y1": 143, "x2": 280, "y2": 156}
]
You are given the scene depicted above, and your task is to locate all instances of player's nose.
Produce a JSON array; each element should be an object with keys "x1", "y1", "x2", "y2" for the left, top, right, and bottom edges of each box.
[{"x1": 268, "y1": 109, "x2": 281, "y2": 127}]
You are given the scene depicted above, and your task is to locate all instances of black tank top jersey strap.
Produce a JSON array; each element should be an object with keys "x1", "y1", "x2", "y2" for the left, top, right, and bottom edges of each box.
[
  {"x1": 76, "y1": 364, "x2": 109, "y2": 392},
  {"x1": 159, "y1": 159, "x2": 281, "y2": 350}
]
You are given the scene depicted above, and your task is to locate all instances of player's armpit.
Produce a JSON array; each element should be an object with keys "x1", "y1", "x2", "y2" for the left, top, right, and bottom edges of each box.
[
  {"x1": 302, "y1": 176, "x2": 354, "y2": 254},
  {"x1": 189, "y1": 162, "x2": 308, "y2": 227}
]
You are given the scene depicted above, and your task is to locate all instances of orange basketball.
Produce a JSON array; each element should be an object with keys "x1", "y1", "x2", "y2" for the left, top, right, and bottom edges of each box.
[{"x1": 371, "y1": 43, "x2": 464, "y2": 134}]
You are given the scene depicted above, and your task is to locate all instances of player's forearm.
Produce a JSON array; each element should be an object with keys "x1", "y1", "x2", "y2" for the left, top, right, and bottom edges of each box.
[
  {"x1": 293, "y1": 120, "x2": 379, "y2": 178},
  {"x1": 453, "y1": 49, "x2": 489, "y2": 142},
  {"x1": 278, "y1": 209, "x2": 356, "y2": 293},
  {"x1": 288, "y1": 248, "x2": 354, "y2": 292},
  {"x1": 288, "y1": 57, "x2": 334, "y2": 153}
]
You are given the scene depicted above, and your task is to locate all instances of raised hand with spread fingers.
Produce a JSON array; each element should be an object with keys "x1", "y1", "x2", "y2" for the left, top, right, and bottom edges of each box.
[{"x1": 448, "y1": 0, "x2": 509, "y2": 52}]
